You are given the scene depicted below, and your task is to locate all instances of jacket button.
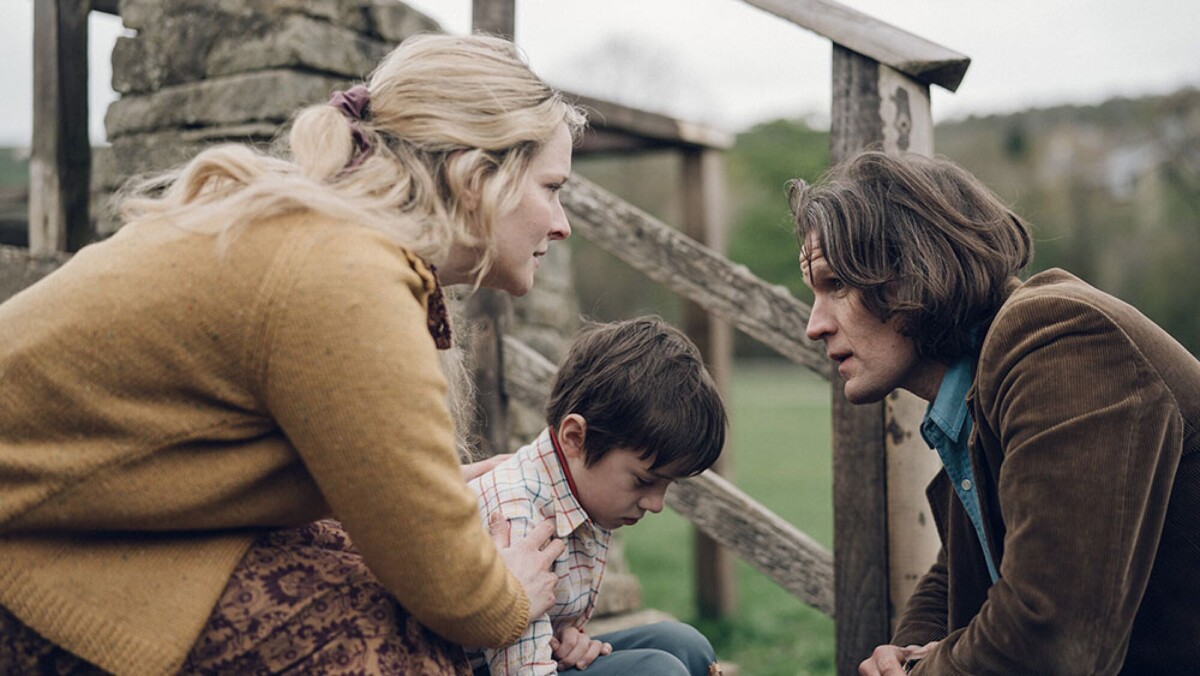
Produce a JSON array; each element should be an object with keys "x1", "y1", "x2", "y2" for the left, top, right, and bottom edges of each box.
[{"x1": 961, "y1": 479, "x2": 973, "y2": 491}]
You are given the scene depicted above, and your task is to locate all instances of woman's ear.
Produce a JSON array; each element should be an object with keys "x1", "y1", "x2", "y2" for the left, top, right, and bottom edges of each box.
[{"x1": 556, "y1": 414, "x2": 587, "y2": 461}]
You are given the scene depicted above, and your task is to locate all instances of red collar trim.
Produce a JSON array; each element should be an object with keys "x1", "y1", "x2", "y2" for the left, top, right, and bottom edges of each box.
[{"x1": 548, "y1": 428, "x2": 581, "y2": 500}]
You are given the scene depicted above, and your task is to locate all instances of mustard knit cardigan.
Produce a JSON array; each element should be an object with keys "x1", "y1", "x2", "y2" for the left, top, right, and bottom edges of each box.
[{"x1": 0, "y1": 215, "x2": 528, "y2": 674}]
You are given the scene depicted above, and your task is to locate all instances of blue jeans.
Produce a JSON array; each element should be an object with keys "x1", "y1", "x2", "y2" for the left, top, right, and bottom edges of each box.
[{"x1": 561, "y1": 621, "x2": 718, "y2": 675}]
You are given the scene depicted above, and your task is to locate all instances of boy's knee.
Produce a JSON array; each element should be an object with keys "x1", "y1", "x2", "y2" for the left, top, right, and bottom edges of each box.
[
  {"x1": 641, "y1": 622, "x2": 716, "y2": 673},
  {"x1": 625, "y1": 651, "x2": 691, "y2": 675}
]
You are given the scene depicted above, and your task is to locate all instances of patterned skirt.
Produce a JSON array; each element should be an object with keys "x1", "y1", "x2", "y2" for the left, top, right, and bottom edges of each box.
[{"x1": 0, "y1": 520, "x2": 472, "y2": 675}]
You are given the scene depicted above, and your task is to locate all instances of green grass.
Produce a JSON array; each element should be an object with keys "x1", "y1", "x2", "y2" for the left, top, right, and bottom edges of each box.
[{"x1": 622, "y1": 360, "x2": 836, "y2": 675}]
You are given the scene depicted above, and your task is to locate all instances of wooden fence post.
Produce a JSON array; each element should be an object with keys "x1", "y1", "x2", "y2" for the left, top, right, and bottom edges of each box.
[
  {"x1": 30, "y1": 0, "x2": 92, "y2": 255},
  {"x1": 467, "y1": 1, "x2": 517, "y2": 456},
  {"x1": 829, "y1": 44, "x2": 942, "y2": 675},
  {"x1": 681, "y1": 147, "x2": 737, "y2": 618}
]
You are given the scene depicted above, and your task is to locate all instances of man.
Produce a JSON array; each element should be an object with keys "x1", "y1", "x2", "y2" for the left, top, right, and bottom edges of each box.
[{"x1": 792, "y1": 150, "x2": 1200, "y2": 675}]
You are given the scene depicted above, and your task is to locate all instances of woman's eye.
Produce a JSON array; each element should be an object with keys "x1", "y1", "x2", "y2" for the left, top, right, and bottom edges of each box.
[
  {"x1": 634, "y1": 476, "x2": 652, "y2": 488},
  {"x1": 546, "y1": 183, "x2": 563, "y2": 193}
]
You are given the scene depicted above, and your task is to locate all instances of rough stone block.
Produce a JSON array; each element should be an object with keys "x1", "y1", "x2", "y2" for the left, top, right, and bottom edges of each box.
[
  {"x1": 207, "y1": 14, "x2": 391, "y2": 81},
  {"x1": 106, "y1": 70, "x2": 345, "y2": 138},
  {"x1": 111, "y1": 15, "x2": 235, "y2": 94},
  {"x1": 123, "y1": 0, "x2": 365, "y2": 33},
  {"x1": 98, "y1": 124, "x2": 278, "y2": 190},
  {"x1": 0, "y1": 245, "x2": 69, "y2": 304},
  {"x1": 367, "y1": 0, "x2": 441, "y2": 43},
  {"x1": 594, "y1": 572, "x2": 643, "y2": 616}
]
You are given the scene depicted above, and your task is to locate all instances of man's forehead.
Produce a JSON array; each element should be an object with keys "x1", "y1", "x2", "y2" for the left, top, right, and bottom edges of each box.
[{"x1": 799, "y1": 240, "x2": 827, "y2": 267}]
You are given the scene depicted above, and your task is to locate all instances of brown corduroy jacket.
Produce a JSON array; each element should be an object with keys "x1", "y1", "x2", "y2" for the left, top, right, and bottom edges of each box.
[{"x1": 895, "y1": 269, "x2": 1200, "y2": 675}]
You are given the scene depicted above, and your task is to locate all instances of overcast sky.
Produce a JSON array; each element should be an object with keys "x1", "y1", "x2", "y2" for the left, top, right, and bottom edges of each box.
[{"x1": 3, "y1": 0, "x2": 1199, "y2": 146}]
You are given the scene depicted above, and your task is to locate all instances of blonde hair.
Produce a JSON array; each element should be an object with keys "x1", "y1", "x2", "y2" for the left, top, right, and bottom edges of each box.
[
  {"x1": 121, "y1": 33, "x2": 586, "y2": 281},
  {"x1": 118, "y1": 33, "x2": 587, "y2": 455}
]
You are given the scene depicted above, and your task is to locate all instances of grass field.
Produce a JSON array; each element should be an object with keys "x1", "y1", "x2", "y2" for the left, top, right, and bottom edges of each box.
[{"x1": 622, "y1": 360, "x2": 837, "y2": 675}]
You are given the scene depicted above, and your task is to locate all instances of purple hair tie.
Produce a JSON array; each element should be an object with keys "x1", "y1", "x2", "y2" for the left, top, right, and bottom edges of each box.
[{"x1": 328, "y1": 84, "x2": 373, "y2": 169}]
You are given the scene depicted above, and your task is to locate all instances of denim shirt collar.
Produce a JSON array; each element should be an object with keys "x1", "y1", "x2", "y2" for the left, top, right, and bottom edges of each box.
[{"x1": 920, "y1": 354, "x2": 974, "y2": 448}]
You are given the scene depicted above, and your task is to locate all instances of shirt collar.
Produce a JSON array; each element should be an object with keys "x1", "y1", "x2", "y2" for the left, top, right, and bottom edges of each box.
[
  {"x1": 921, "y1": 353, "x2": 975, "y2": 447},
  {"x1": 532, "y1": 428, "x2": 592, "y2": 539}
]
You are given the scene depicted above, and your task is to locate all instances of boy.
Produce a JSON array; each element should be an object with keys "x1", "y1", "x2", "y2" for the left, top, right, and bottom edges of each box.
[{"x1": 468, "y1": 316, "x2": 727, "y2": 676}]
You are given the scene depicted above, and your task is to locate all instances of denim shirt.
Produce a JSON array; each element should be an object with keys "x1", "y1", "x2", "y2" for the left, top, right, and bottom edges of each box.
[{"x1": 920, "y1": 355, "x2": 1001, "y2": 584}]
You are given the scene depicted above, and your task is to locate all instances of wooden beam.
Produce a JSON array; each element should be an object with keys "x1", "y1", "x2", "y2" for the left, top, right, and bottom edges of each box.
[
  {"x1": 569, "y1": 92, "x2": 734, "y2": 153},
  {"x1": 466, "y1": 1, "x2": 517, "y2": 456},
  {"x1": 667, "y1": 470, "x2": 835, "y2": 617},
  {"x1": 874, "y1": 64, "x2": 942, "y2": 633},
  {"x1": 30, "y1": 0, "x2": 92, "y2": 255},
  {"x1": 90, "y1": 0, "x2": 120, "y2": 15},
  {"x1": 471, "y1": 0, "x2": 515, "y2": 38},
  {"x1": 681, "y1": 147, "x2": 737, "y2": 619},
  {"x1": 560, "y1": 175, "x2": 830, "y2": 378},
  {"x1": 829, "y1": 45, "x2": 890, "y2": 676},
  {"x1": 464, "y1": 289, "x2": 513, "y2": 456},
  {"x1": 827, "y1": 45, "x2": 943, "y2": 674},
  {"x1": 739, "y1": 0, "x2": 970, "y2": 92},
  {"x1": 503, "y1": 332, "x2": 836, "y2": 617}
]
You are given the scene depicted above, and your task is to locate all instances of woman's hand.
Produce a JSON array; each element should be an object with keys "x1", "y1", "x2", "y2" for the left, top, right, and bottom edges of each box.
[
  {"x1": 462, "y1": 453, "x2": 512, "y2": 483},
  {"x1": 488, "y1": 512, "x2": 564, "y2": 619},
  {"x1": 550, "y1": 626, "x2": 611, "y2": 671}
]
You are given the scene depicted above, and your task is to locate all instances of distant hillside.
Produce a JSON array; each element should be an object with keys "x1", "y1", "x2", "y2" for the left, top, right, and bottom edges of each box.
[{"x1": 934, "y1": 87, "x2": 1200, "y2": 352}]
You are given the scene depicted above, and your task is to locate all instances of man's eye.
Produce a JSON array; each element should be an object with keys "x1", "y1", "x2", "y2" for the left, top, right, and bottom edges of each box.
[{"x1": 634, "y1": 476, "x2": 652, "y2": 488}]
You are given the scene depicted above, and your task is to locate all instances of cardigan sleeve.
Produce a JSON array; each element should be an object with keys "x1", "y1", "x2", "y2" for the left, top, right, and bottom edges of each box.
[
  {"x1": 911, "y1": 292, "x2": 1184, "y2": 675},
  {"x1": 258, "y1": 225, "x2": 528, "y2": 649}
]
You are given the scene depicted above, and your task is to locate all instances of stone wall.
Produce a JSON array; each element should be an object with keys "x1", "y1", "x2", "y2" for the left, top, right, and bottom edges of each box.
[{"x1": 95, "y1": 0, "x2": 437, "y2": 234}]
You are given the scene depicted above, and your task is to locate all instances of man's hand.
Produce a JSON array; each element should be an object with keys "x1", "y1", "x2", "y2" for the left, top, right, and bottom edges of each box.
[
  {"x1": 462, "y1": 453, "x2": 512, "y2": 483},
  {"x1": 859, "y1": 642, "x2": 940, "y2": 676},
  {"x1": 550, "y1": 626, "x2": 611, "y2": 671},
  {"x1": 488, "y1": 512, "x2": 565, "y2": 619}
]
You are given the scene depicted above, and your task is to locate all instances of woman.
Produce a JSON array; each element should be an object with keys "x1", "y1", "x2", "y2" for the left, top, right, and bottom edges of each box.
[{"x1": 0, "y1": 34, "x2": 585, "y2": 674}]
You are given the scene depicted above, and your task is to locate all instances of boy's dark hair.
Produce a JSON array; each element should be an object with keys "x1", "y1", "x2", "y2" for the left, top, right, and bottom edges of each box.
[
  {"x1": 789, "y1": 150, "x2": 1033, "y2": 362},
  {"x1": 545, "y1": 316, "x2": 726, "y2": 476}
]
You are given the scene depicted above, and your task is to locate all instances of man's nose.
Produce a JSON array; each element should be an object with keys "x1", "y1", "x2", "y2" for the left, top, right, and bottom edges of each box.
[{"x1": 806, "y1": 295, "x2": 834, "y2": 342}]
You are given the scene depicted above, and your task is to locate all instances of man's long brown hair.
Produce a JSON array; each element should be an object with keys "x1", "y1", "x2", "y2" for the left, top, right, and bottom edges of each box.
[{"x1": 790, "y1": 150, "x2": 1032, "y2": 362}]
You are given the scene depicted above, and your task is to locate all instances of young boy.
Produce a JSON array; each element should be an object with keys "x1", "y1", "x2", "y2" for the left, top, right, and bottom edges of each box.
[{"x1": 468, "y1": 316, "x2": 727, "y2": 676}]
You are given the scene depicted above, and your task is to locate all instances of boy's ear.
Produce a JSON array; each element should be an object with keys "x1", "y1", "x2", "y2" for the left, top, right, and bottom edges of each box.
[{"x1": 556, "y1": 414, "x2": 587, "y2": 461}]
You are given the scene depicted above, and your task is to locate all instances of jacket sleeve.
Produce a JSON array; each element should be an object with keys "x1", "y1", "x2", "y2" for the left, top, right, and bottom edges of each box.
[
  {"x1": 892, "y1": 547, "x2": 949, "y2": 648},
  {"x1": 258, "y1": 226, "x2": 528, "y2": 649},
  {"x1": 912, "y1": 293, "x2": 1183, "y2": 675}
]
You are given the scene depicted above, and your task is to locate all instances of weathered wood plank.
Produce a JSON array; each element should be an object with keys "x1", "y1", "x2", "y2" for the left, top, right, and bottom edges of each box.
[
  {"x1": 828, "y1": 44, "x2": 889, "y2": 675},
  {"x1": 91, "y1": 0, "x2": 120, "y2": 15},
  {"x1": 464, "y1": 290, "x2": 513, "y2": 456},
  {"x1": 466, "y1": 0, "x2": 517, "y2": 456},
  {"x1": 570, "y1": 92, "x2": 734, "y2": 154},
  {"x1": 0, "y1": 245, "x2": 69, "y2": 304},
  {"x1": 739, "y1": 0, "x2": 970, "y2": 92},
  {"x1": 666, "y1": 470, "x2": 835, "y2": 617},
  {"x1": 31, "y1": 0, "x2": 92, "y2": 254},
  {"x1": 561, "y1": 175, "x2": 830, "y2": 379},
  {"x1": 503, "y1": 333, "x2": 836, "y2": 616},
  {"x1": 874, "y1": 65, "x2": 943, "y2": 635},
  {"x1": 681, "y1": 147, "x2": 737, "y2": 619},
  {"x1": 471, "y1": 0, "x2": 515, "y2": 38}
]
